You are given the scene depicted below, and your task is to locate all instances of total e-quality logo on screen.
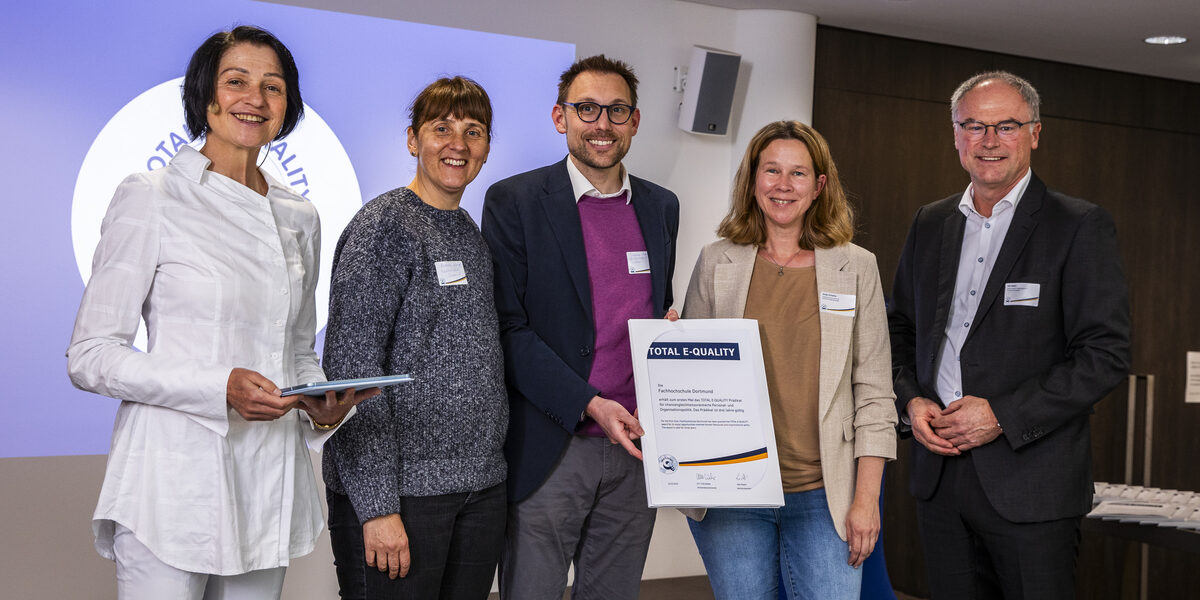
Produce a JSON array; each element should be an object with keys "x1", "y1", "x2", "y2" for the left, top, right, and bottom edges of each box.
[
  {"x1": 4, "y1": 0, "x2": 575, "y2": 459},
  {"x1": 71, "y1": 77, "x2": 363, "y2": 346}
]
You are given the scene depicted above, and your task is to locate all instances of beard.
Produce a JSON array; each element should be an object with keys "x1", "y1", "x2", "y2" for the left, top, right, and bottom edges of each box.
[{"x1": 566, "y1": 134, "x2": 628, "y2": 171}]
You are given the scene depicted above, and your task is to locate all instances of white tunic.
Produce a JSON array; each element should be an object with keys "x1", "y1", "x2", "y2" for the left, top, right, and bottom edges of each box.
[{"x1": 67, "y1": 145, "x2": 336, "y2": 575}]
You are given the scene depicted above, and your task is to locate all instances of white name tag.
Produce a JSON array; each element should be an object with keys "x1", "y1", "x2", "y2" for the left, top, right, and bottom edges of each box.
[
  {"x1": 627, "y1": 251, "x2": 650, "y2": 274},
  {"x1": 819, "y1": 291, "x2": 856, "y2": 317},
  {"x1": 1004, "y1": 282, "x2": 1040, "y2": 307},
  {"x1": 435, "y1": 260, "x2": 468, "y2": 286}
]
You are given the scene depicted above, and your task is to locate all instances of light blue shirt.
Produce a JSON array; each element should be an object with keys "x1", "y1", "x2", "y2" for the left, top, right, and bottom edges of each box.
[{"x1": 933, "y1": 168, "x2": 1033, "y2": 407}]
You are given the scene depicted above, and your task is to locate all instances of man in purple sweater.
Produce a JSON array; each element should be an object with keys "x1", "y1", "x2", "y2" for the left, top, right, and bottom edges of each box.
[{"x1": 482, "y1": 55, "x2": 680, "y2": 600}]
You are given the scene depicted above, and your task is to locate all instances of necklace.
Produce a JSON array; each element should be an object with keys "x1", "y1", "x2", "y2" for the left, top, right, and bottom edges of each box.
[{"x1": 761, "y1": 247, "x2": 803, "y2": 276}]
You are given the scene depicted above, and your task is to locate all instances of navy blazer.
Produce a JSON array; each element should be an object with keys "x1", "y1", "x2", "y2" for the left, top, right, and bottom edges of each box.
[
  {"x1": 481, "y1": 158, "x2": 680, "y2": 502},
  {"x1": 888, "y1": 173, "x2": 1131, "y2": 523}
]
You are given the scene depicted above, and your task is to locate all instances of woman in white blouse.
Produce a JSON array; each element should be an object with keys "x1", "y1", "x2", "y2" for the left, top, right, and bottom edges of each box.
[{"x1": 66, "y1": 26, "x2": 370, "y2": 599}]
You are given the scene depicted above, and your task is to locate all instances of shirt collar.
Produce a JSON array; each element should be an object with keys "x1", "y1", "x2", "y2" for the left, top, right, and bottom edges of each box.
[
  {"x1": 959, "y1": 168, "x2": 1032, "y2": 218},
  {"x1": 171, "y1": 145, "x2": 293, "y2": 197},
  {"x1": 565, "y1": 155, "x2": 632, "y2": 204},
  {"x1": 171, "y1": 145, "x2": 211, "y2": 183}
]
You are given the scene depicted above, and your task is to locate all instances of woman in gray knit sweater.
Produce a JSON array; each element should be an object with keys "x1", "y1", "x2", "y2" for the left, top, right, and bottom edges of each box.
[{"x1": 321, "y1": 76, "x2": 508, "y2": 599}]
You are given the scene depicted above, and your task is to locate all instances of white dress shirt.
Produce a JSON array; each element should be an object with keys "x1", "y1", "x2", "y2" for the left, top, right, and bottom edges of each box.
[
  {"x1": 934, "y1": 169, "x2": 1033, "y2": 407},
  {"x1": 565, "y1": 154, "x2": 632, "y2": 203},
  {"x1": 67, "y1": 145, "x2": 338, "y2": 575}
]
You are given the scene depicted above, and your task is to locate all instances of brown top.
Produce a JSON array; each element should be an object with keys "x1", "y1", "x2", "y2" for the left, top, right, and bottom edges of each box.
[{"x1": 743, "y1": 255, "x2": 823, "y2": 493}]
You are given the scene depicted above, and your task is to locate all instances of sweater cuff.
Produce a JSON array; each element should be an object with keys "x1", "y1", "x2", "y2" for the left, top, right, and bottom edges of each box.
[{"x1": 349, "y1": 490, "x2": 404, "y2": 525}]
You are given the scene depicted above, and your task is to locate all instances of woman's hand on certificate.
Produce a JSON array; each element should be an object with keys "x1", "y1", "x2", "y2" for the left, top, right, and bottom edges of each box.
[
  {"x1": 227, "y1": 367, "x2": 297, "y2": 420},
  {"x1": 298, "y1": 387, "x2": 380, "y2": 429},
  {"x1": 586, "y1": 396, "x2": 645, "y2": 460},
  {"x1": 665, "y1": 308, "x2": 679, "y2": 321}
]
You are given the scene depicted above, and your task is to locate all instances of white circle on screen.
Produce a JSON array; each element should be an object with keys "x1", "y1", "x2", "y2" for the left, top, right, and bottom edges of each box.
[{"x1": 71, "y1": 77, "x2": 362, "y2": 349}]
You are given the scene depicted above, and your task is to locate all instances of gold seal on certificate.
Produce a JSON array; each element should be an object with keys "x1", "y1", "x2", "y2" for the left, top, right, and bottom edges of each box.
[{"x1": 628, "y1": 318, "x2": 784, "y2": 508}]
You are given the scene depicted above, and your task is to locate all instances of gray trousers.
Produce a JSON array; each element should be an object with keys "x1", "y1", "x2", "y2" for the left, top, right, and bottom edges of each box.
[{"x1": 500, "y1": 435, "x2": 657, "y2": 600}]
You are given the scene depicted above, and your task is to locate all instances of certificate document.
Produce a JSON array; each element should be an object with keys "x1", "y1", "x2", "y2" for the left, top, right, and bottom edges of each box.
[{"x1": 629, "y1": 318, "x2": 783, "y2": 508}]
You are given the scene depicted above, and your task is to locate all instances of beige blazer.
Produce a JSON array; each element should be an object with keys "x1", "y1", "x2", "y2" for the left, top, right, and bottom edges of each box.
[{"x1": 679, "y1": 239, "x2": 897, "y2": 540}]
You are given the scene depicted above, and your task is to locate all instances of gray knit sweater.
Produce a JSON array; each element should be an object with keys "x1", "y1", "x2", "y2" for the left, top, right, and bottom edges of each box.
[{"x1": 322, "y1": 187, "x2": 507, "y2": 523}]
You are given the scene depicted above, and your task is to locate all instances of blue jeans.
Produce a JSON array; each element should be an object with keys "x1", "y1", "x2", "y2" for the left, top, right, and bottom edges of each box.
[{"x1": 688, "y1": 488, "x2": 862, "y2": 600}]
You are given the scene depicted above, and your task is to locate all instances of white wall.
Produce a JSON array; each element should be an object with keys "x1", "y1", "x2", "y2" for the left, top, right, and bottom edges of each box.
[{"x1": 0, "y1": 1, "x2": 816, "y2": 597}]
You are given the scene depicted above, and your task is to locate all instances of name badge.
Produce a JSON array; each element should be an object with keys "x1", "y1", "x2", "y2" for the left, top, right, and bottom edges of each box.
[
  {"x1": 819, "y1": 291, "x2": 856, "y2": 317},
  {"x1": 1004, "y1": 282, "x2": 1040, "y2": 307},
  {"x1": 627, "y1": 251, "x2": 650, "y2": 274},
  {"x1": 435, "y1": 260, "x2": 468, "y2": 286}
]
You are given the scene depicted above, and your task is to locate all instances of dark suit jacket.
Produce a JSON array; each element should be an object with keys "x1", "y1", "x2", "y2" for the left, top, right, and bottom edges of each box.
[
  {"x1": 481, "y1": 158, "x2": 680, "y2": 503},
  {"x1": 888, "y1": 173, "x2": 1130, "y2": 523}
]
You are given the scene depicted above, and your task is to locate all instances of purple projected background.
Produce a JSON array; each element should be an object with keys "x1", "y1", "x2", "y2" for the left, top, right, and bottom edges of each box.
[{"x1": 0, "y1": 0, "x2": 574, "y2": 457}]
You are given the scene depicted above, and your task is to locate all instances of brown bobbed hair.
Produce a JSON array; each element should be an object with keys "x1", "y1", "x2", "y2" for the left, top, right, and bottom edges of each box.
[
  {"x1": 409, "y1": 76, "x2": 494, "y2": 140},
  {"x1": 717, "y1": 120, "x2": 854, "y2": 250}
]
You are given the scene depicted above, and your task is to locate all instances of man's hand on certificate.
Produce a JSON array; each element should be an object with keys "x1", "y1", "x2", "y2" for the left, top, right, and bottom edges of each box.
[{"x1": 587, "y1": 395, "x2": 645, "y2": 460}]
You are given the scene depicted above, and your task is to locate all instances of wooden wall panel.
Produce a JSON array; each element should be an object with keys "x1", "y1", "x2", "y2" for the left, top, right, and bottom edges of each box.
[{"x1": 814, "y1": 25, "x2": 1200, "y2": 599}]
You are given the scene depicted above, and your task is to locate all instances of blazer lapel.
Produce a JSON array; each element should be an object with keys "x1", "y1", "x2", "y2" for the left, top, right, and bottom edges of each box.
[
  {"x1": 969, "y1": 178, "x2": 1044, "y2": 340},
  {"x1": 538, "y1": 161, "x2": 593, "y2": 318},
  {"x1": 631, "y1": 178, "x2": 667, "y2": 315},
  {"x1": 933, "y1": 205, "x2": 966, "y2": 341},
  {"x1": 714, "y1": 243, "x2": 757, "y2": 318},
  {"x1": 815, "y1": 246, "x2": 854, "y2": 419}
]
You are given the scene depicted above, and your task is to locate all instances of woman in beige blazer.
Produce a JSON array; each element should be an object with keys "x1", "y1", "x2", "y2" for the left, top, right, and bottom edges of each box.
[{"x1": 682, "y1": 121, "x2": 897, "y2": 600}]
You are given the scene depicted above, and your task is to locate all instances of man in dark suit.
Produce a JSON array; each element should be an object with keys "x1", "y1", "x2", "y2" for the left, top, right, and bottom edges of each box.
[
  {"x1": 481, "y1": 55, "x2": 679, "y2": 600},
  {"x1": 888, "y1": 71, "x2": 1130, "y2": 599}
]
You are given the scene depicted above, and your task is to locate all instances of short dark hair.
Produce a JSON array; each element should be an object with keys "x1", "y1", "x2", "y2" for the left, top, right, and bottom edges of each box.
[
  {"x1": 409, "y1": 76, "x2": 494, "y2": 140},
  {"x1": 556, "y1": 55, "x2": 639, "y2": 108},
  {"x1": 182, "y1": 25, "x2": 304, "y2": 141}
]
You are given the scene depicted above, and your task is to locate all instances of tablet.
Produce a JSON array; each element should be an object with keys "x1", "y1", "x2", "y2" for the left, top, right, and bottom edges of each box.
[{"x1": 280, "y1": 374, "x2": 414, "y2": 397}]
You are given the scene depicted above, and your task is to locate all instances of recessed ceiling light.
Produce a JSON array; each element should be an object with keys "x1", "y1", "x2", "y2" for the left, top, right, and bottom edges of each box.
[{"x1": 1144, "y1": 35, "x2": 1188, "y2": 45}]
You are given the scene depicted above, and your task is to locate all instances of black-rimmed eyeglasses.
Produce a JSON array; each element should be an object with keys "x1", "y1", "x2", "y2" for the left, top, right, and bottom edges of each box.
[
  {"x1": 562, "y1": 102, "x2": 635, "y2": 125},
  {"x1": 955, "y1": 119, "x2": 1039, "y2": 140}
]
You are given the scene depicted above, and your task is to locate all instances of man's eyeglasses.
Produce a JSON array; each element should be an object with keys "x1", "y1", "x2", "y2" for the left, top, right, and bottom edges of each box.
[
  {"x1": 955, "y1": 119, "x2": 1038, "y2": 140},
  {"x1": 562, "y1": 102, "x2": 635, "y2": 125}
]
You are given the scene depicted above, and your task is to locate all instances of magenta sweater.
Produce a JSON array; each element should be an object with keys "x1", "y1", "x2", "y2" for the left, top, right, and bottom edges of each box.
[{"x1": 577, "y1": 193, "x2": 653, "y2": 436}]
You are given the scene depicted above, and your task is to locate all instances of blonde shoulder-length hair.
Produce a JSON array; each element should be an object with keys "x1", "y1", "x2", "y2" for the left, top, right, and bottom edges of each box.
[{"x1": 717, "y1": 120, "x2": 854, "y2": 249}]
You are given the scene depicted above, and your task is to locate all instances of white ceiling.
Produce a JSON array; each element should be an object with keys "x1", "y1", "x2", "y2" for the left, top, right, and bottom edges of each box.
[{"x1": 687, "y1": 0, "x2": 1200, "y2": 83}]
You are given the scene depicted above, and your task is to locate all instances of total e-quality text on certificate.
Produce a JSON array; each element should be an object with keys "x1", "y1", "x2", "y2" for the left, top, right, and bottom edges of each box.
[{"x1": 628, "y1": 318, "x2": 783, "y2": 508}]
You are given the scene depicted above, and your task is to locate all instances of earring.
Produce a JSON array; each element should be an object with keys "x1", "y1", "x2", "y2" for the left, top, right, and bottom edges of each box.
[
  {"x1": 258, "y1": 141, "x2": 272, "y2": 168},
  {"x1": 207, "y1": 102, "x2": 220, "y2": 115}
]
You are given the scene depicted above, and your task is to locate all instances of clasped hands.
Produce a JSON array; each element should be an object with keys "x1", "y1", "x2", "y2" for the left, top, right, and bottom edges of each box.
[
  {"x1": 907, "y1": 395, "x2": 1002, "y2": 455},
  {"x1": 226, "y1": 367, "x2": 379, "y2": 426}
]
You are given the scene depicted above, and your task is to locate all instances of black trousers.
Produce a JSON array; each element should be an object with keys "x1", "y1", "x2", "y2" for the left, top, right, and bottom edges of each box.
[
  {"x1": 915, "y1": 453, "x2": 1081, "y2": 600},
  {"x1": 327, "y1": 483, "x2": 506, "y2": 600}
]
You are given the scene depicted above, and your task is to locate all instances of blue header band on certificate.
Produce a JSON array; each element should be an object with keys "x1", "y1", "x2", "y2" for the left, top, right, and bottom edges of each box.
[{"x1": 647, "y1": 342, "x2": 740, "y2": 360}]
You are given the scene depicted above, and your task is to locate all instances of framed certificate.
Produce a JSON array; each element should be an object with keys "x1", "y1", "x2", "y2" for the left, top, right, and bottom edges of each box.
[{"x1": 628, "y1": 318, "x2": 783, "y2": 508}]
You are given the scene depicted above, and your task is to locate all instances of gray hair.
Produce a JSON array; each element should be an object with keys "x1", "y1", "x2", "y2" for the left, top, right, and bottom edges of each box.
[{"x1": 950, "y1": 71, "x2": 1041, "y2": 123}]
